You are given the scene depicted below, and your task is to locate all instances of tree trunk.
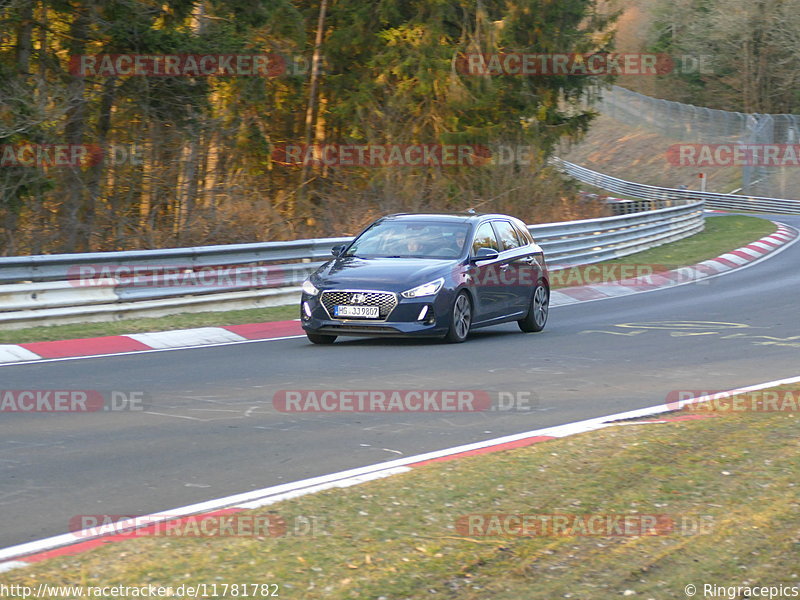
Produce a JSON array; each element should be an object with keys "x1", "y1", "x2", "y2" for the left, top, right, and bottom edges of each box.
[
  {"x1": 15, "y1": 0, "x2": 33, "y2": 74},
  {"x1": 85, "y1": 77, "x2": 116, "y2": 250},
  {"x1": 61, "y1": 1, "x2": 91, "y2": 251},
  {"x1": 296, "y1": 0, "x2": 328, "y2": 222}
]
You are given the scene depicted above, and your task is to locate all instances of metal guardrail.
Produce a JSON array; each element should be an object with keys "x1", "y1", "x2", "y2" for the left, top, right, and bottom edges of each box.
[
  {"x1": 532, "y1": 202, "x2": 703, "y2": 266},
  {"x1": 0, "y1": 201, "x2": 704, "y2": 329},
  {"x1": 0, "y1": 237, "x2": 350, "y2": 284},
  {"x1": 553, "y1": 158, "x2": 800, "y2": 215}
]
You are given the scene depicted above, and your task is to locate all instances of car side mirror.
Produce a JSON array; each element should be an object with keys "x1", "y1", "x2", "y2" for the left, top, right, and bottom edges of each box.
[
  {"x1": 331, "y1": 244, "x2": 346, "y2": 257},
  {"x1": 471, "y1": 247, "x2": 500, "y2": 262}
]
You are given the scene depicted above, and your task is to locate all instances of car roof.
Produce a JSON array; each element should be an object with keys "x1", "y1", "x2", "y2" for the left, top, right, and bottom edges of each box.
[{"x1": 381, "y1": 212, "x2": 522, "y2": 224}]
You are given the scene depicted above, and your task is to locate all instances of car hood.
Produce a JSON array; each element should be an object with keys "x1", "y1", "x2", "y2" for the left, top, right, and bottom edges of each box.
[{"x1": 313, "y1": 256, "x2": 456, "y2": 290}]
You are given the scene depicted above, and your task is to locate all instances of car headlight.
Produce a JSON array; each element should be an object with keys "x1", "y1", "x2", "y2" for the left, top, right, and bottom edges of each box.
[
  {"x1": 302, "y1": 279, "x2": 320, "y2": 296},
  {"x1": 401, "y1": 277, "x2": 444, "y2": 299}
]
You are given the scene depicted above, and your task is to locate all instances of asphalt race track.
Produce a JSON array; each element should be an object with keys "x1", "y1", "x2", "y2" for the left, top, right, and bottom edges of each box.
[{"x1": 1, "y1": 214, "x2": 798, "y2": 550}]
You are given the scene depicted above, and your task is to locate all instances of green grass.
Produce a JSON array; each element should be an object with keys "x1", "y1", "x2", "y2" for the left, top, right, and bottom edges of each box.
[
  {"x1": 552, "y1": 214, "x2": 776, "y2": 288},
  {"x1": 3, "y1": 387, "x2": 798, "y2": 599},
  {"x1": 603, "y1": 214, "x2": 776, "y2": 268},
  {"x1": 0, "y1": 215, "x2": 777, "y2": 344}
]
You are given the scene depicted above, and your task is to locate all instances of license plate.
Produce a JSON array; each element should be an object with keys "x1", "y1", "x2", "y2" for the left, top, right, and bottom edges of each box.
[{"x1": 334, "y1": 305, "x2": 379, "y2": 318}]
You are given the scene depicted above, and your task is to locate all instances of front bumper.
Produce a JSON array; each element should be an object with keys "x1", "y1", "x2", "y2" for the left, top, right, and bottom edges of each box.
[{"x1": 300, "y1": 290, "x2": 453, "y2": 337}]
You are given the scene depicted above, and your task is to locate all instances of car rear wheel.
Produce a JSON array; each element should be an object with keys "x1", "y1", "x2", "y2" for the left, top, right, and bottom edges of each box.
[
  {"x1": 445, "y1": 291, "x2": 472, "y2": 343},
  {"x1": 518, "y1": 281, "x2": 549, "y2": 333},
  {"x1": 307, "y1": 333, "x2": 337, "y2": 345}
]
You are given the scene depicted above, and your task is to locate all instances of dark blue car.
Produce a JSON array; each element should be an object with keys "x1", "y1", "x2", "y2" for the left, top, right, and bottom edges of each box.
[{"x1": 300, "y1": 213, "x2": 549, "y2": 344}]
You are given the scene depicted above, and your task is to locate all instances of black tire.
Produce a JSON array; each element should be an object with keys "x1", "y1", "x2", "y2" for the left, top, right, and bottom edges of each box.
[
  {"x1": 444, "y1": 291, "x2": 472, "y2": 343},
  {"x1": 306, "y1": 332, "x2": 337, "y2": 345},
  {"x1": 518, "y1": 280, "x2": 549, "y2": 333}
]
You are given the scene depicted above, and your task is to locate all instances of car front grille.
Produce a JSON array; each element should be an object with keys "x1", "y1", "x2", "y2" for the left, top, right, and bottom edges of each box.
[{"x1": 320, "y1": 290, "x2": 397, "y2": 320}]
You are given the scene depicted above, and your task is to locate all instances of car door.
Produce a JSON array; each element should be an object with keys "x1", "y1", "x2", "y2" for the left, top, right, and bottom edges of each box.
[
  {"x1": 466, "y1": 221, "x2": 506, "y2": 322},
  {"x1": 490, "y1": 219, "x2": 529, "y2": 315},
  {"x1": 511, "y1": 221, "x2": 546, "y2": 307}
]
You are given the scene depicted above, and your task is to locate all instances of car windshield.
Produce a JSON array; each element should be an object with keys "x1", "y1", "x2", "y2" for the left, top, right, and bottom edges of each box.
[{"x1": 344, "y1": 220, "x2": 471, "y2": 259}]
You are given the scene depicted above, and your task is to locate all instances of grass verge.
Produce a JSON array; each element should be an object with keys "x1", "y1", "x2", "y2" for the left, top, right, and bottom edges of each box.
[
  {"x1": 3, "y1": 385, "x2": 798, "y2": 598},
  {"x1": 0, "y1": 215, "x2": 778, "y2": 343},
  {"x1": 551, "y1": 214, "x2": 776, "y2": 289},
  {"x1": 602, "y1": 214, "x2": 776, "y2": 268}
]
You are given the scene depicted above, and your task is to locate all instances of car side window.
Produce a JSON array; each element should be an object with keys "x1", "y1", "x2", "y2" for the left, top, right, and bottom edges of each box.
[
  {"x1": 492, "y1": 220, "x2": 522, "y2": 251},
  {"x1": 471, "y1": 222, "x2": 500, "y2": 254},
  {"x1": 513, "y1": 222, "x2": 533, "y2": 245}
]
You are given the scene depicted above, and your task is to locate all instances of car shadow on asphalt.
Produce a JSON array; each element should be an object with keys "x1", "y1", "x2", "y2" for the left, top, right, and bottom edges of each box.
[{"x1": 309, "y1": 328, "x2": 524, "y2": 347}]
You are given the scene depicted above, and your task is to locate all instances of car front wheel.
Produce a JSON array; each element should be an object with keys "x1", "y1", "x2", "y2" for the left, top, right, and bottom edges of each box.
[
  {"x1": 307, "y1": 333, "x2": 337, "y2": 345},
  {"x1": 518, "y1": 281, "x2": 549, "y2": 333},
  {"x1": 444, "y1": 291, "x2": 472, "y2": 343}
]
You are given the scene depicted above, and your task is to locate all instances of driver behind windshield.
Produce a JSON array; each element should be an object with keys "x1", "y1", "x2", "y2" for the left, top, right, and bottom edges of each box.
[
  {"x1": 450, "y1": 229, "x2": 467, "y2": 253},
  {"x1": 405, "y1": 236, "x2": 425, "y2": 254}
]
